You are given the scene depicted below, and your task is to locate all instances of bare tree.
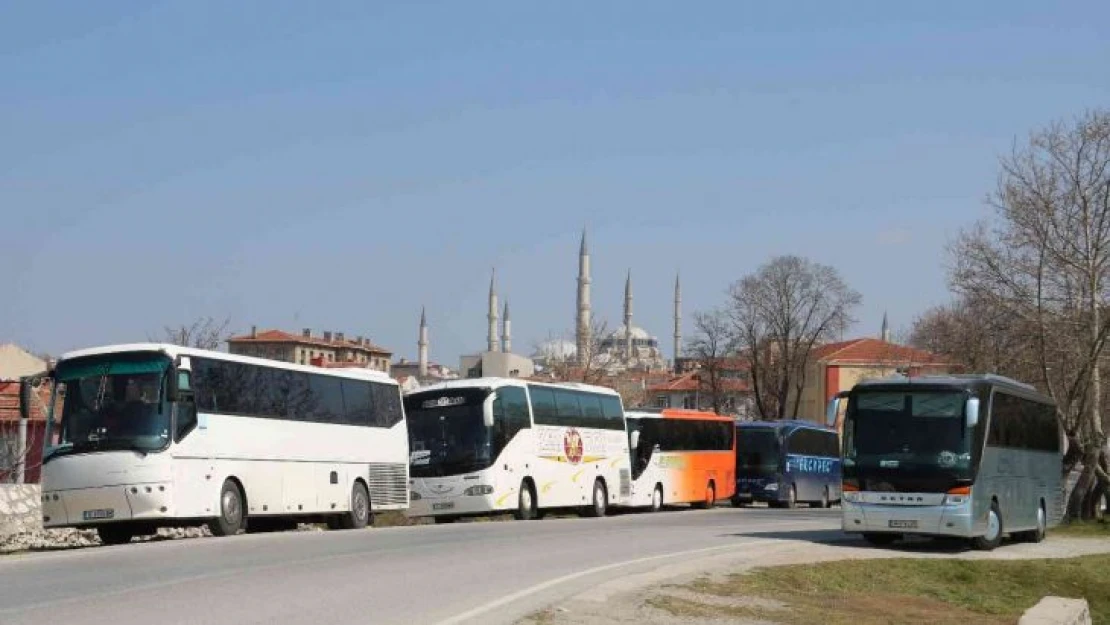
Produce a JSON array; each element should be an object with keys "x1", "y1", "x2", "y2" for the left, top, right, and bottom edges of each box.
[
  {"x1": 729, "y1": 255, "x2": 861, "y2": 420},
  {"x1": 949, "y1": 109, "x2": 1110, "y2": 519},
  {"x1": 686, "y1": 308, "x2": 735, "y2": 415},
  {"x1": 156, "y1": 317, "x2": 232, "y2": 350},
  {"x1": 535, "y1": 319, "x2": 612, "y2": 385}
]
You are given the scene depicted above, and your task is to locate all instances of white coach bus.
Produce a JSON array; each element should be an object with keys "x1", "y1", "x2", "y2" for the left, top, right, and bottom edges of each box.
[
  {"x1": 31, "y1": 343, "x2": 409, "y2": 545},
  {"x1": 405, "y1": 378, "x2": 631, "y2": 521}
]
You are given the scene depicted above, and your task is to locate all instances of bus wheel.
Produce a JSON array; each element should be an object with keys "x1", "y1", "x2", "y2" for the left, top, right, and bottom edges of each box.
[
  {"x1": 97, "y1": 524, "x2": 135, "y2": 546},
  {"x1": 651, "y1": 485, "x2": 663, "y2": 512},
  {"x1": 784, "y1": 485, "x2": 797, "y2": 509},
  {"x1": 339, "y1": 481, "x2": 371, "y2": 530},
  {"x1": 811, "y1": 487, "x2": 830, "y2": 509},
  {"x1": 515, "y1": 480, "x2": 538, "y2": 521},
  {"x1": 585, "y1": 479, "x2": 608, "y2": 517},
  {"x1": 972, "y1": 501, "x2": 1003, "y2": 551},
  {"x1": 1016, "y1": 502, "x2": 1047, "y2": 543},
  {"x1": 208, "y1": 479, "x2": 245, "y2": 537}
]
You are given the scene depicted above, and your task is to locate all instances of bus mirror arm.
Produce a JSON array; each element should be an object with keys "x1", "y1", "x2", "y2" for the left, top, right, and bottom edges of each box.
[{"x1": 966, "y1": 397, "x2": 980, "y2": 429}]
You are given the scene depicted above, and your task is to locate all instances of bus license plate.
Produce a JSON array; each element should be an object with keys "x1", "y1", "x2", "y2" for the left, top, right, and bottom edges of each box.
[
  {"x1": 432, "y1": 502, "x2": 455, "y2": 511},
  {"x1": 83, "y1": 509, "x2": 115, "y2": 520},
  {"x1": 888, "y1": 519, "x2": 917, "y2": 529}
]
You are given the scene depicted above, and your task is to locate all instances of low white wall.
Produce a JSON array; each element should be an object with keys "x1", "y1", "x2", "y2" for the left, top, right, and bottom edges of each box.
[
  {"x1": 0, "y1": 484, "x2": 42, "y2": 537},
  {"x1": 1020, "y1": 597, "x2": 1091, "y2": 625}
]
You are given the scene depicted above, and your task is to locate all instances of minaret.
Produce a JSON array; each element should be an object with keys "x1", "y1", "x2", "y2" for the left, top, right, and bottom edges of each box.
[
  {"x1": 673, "y1": 273, "x2": 682, "y2": 372},
  {"x1": 487, "y1": 270, "x2": 500, "y2": 353},
  {"x1": 418, "y1": 307, "x2": 429, "y2": 378},
  {"x1": 623, "y1": 269, "x2": 633, "y2": 362},
  {"x1": 576, "y1": 229, "x2": 591, "y2": 365},
  {"x1": 502, "y1": 300, "x2": 512, "y2": 354},
  {"x1": 881, "y1": 311, "x2": 891, "y2": 343}
]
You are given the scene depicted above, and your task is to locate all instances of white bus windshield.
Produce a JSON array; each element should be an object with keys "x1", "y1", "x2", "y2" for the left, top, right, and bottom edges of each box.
[{"x1": 51, "y1": 353, "x2": 173, "y2": 456}]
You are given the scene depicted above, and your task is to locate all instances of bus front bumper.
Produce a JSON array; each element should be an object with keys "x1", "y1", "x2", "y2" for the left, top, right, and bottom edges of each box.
[
  {"x1": 42, "y1": 482, "x2": 175, "y2": 528},
  {"x1": 841, "y1": 498, "x2": 975, "y2": 538}
]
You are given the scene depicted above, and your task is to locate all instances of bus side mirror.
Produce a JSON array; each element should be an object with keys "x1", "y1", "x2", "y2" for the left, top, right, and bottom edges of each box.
[
  {"x1": 966, "y1": 398, "x2": 980, "y2": 428},
  {"x1": 825, "y1": 398, "x2": 839, "y2": 429},
  {"x1": 630, "y1": 430, "x2": 640, "y2": 450},
  {"x1": 18, "y1": 376, "x2": 32, "y2": 420},
  {"x1": 482, "y1": 393, "x2": 495, "y2": 428}
]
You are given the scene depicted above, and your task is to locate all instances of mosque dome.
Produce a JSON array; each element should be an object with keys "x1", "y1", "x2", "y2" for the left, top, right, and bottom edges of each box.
[{"x1": 532, "y1": 339, "x2": 578, "y2": 361}]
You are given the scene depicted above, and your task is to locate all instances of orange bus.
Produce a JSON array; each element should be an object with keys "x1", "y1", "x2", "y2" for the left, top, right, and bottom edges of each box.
[{"x1": 623, "y1": 409, "x2": 737, "y2": 511}]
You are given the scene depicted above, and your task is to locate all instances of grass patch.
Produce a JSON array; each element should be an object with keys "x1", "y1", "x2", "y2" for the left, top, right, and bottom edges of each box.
[
  {"x1": 1051, "y1": 519, "x2": 1110, "y2": 537},
  {"x1": 653, "y1": 555, "x2": 1110, "y2": 625}
]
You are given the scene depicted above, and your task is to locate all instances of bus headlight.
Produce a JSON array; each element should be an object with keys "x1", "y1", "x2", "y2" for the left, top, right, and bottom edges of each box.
[
  {"x1": 410, "y1": 491, "x2": 422, "y2": 501},
  {"x1": 842, "y1": 491, "x2": 860, "y2": 503},
  {"x1": 464, "y1": 485, "x2": 494, "y2": 496},
  {"x1": 944, "y1": 494, "x2": 969, "y2": 506},
  {"x1": 764, "y1": 483, "x2": 779, "y2": 491}
]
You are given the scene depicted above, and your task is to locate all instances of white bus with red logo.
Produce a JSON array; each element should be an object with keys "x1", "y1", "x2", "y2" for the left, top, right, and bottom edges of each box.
[{"x1": 405, "y1": 378, "x2": 631, "y2": 522}]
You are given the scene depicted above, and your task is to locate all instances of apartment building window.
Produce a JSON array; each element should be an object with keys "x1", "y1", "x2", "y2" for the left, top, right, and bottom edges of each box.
[{"x1": 654, "y1": 395, "x2": 667, "y2": 408}]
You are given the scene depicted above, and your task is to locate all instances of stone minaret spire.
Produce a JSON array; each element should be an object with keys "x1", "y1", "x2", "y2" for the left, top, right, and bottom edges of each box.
[
  {"x1": 502, "y1": 300, "x2": 512, "y2": 354},
  {"x1": 418, "y1": 307, "x2": 429, "y2": 378},
  {"x1": 576, "y1": 229, "x2": 591, "y2": 365},
  {"x1": 881, "y1": 311, "x2": 890, "y2": 343},
  {"x1": 673, "y1": 272, "x2": 682, "y2": 371},
  {"x1": 624, "y1": 269, "x2": 633, "y2": 362},
  {"x1": 488, "y1": 270, "x2": 500, "y2": 353}
]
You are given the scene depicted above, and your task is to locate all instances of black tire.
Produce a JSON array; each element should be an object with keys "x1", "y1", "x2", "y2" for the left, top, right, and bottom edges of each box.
[
  {"x1": 863, "y1": 532, "x2": 900, "y2": 547},
  {"x1": 514, "y1": 480, "x2": 538, "y2": 521},
  {"x1": 784, "y1": 485, "x2": 797, "y2": 509},
  {"x1": 811, "y1": 487, "x2": 830, "y2": 509},
  {"x1": 972, "y1": 500, "x2": 1004, "y2": 551},
  {"x1": 1016, "y1": 503, "x2": 1047, "y2": 543},
  {"x1": 730, "y1": 496, "x2": 747, "y2": 508},
  {"x1": 208, "y1": 479, "x2": 245, "y2": 537},
  {"x1": 338, "y1": 481, "x2": 371, "y2": 530},
  {"x1": 584, "y1": 479, "x2": 608, "y2": 517},
  {"x1": 651, "y1": 484, "x2": 664, "y2": 512},
  {"x1": 97, "y1": 524, "x2": 135, "y2": 546}
]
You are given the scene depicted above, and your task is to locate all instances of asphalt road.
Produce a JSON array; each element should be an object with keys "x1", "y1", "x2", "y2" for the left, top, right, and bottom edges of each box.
[{"x1": 0, "y1": 507, "x2": 842, "y2": 625}]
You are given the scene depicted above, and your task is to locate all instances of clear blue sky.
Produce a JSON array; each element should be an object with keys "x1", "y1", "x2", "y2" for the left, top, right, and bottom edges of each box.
[{"x1": 2, "y1": 1, "x2": 1108, "y2": 364}]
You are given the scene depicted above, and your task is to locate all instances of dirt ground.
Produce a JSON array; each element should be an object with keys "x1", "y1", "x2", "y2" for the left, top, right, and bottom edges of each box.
[{"x1": 516, "y1": 535, "x2": 1110, "y2": 625}]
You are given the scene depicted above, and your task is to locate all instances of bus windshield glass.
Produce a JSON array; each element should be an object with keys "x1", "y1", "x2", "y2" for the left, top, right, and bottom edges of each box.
[
  {"x1": 737, "y1": 428, "x2": 780, "y2": 474},
  {"x1": 406, "y1": 388, "x2": 496, "y2": 477},
  {"x1": 844, "y1": 390, "x2": 971, "y2": 473},
  {"x1": 51, "y1": 353, "x2": 173, "y2": 456}
]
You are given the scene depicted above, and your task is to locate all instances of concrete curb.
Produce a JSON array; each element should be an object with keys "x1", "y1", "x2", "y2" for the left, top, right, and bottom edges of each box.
[{"x1": 1019, "y1": 597, "x2": 1091, "y2": 625}]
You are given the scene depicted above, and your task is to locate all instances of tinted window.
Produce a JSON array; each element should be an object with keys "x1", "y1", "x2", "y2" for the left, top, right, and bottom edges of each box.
[
  {"x1": 529, "y1": 386, "x2": 558, "y2": 423},
  {"x1": 372, "y1": 382, "x2": 404, "y2": 428},
  {"x1": 785, "y1": 428, "x2": 837, "y2": 458},
  {"x1": 190, "y1": 357, "x2": 400, "y2": 428},
  {"x1": 343, "y1": 380, "x2": 373, "y2": 426},
  {"x1": 527, "y1": 385, "x2": 625, "y2": 430},
  {"x1": 989, "y1": 392, "x2": 1059, "y2": 452},
  {"x1": 645, "y1": 419, "x2": 733, "y2": 452}
]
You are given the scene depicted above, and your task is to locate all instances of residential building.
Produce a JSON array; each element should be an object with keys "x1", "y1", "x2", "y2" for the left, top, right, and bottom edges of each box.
[
  {"x1": 227, "y1": 327, "x2": 392, "y2": 373},
  {"x1": 646, "y1": 359, "x2": 754, "y2": 417},
  {"x1": 794, "y1": 337, "x2": 956, "y2": 423}
]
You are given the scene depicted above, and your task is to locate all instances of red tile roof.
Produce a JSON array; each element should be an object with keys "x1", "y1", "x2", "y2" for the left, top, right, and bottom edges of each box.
[
  {"x1": 811, "y1": 338, "x2": 951, "y2": 366},
  {"x1": 647, "y1": 371, "x2": 752, "y2": 393},
  {"x1": 228, "y1": 329, "x2": 391, "y2": 354}
]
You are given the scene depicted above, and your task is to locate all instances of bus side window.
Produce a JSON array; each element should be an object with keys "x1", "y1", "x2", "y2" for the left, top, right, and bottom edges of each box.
[{"x1": 495, "y1": 387, "x2": 530, "y2": 445}]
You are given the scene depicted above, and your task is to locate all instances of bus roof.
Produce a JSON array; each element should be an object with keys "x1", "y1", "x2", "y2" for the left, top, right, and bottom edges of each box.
[
  {"x1": 625, "y1": 408, "x2": 733, "y2": 422},
  {"x1": 55, "y1": 343, "x2": 398, "y2": 385},
  {"x1": 409, "y1": 377, "x2": 621, "y2": 397},
  {"x1": 851, "y1": 373, "x2": 1053, "y2": 404}
]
